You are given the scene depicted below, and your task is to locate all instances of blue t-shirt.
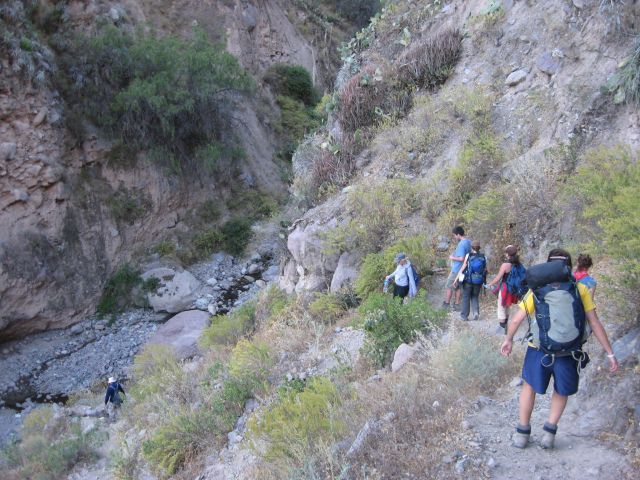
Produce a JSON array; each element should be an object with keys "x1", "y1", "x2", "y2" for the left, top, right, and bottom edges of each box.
[
  {"x1": 451, "y1": 238, "x2": 472, "y2": 273},
  {"x1": 578, "y1": 275, "x2": 597, "y2": 290}
]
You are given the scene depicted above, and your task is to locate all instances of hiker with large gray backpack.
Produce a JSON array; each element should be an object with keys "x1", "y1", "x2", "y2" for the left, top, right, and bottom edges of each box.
[{"x1": 500, "y1": 249, "x2": 618, "y2": 450}]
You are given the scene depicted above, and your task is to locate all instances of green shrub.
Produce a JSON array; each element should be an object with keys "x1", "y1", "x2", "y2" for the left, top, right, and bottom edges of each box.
[
  {"x1": 359, "y1": 292, "x2": 445, "y2": 366},
  {"x1": 193, "y1": 228, "x2": 224, "y2": 257},
  {"x1": 247, "y1": 377, "x2": 345, "y2": 462},
  {"x1": 265, "y1": 64, "x2": 319, "y2": 106},
  {"x1": 152, "y1": 240, "x2": 176, "y2": 257},
  {"x1": 255, "y1": 285, "x2": 290, "y2": 323},
  {"x1": 200, "y1": 301, "x2": 257, "y2": 347},
  {"x1": 58, "y1": 27, "x2": 254, "y2": 172},
  {"x1": 197, "y1": 200, "x2": 222, "y2": 224},
  {"x1": 107, "y1": 187, "x2": 151, "y2": 225},
  {"x1": 221, "y1": 218, "x2": 253, "y2": 256},
  {"x1": 604, "y1": 35, "x2": 640, "y2": 104},
  {"x1": 326, "y1": 179, "x2": 422, "y2": 255},
  {"x1": 231, "y1": 189, "x2": 279, "y2": 220},
  {"x1": 130, "y1": 345, "x2": 190, "y2": 403},
  {"x1": 228, "y1": 339, "x2": 273, "y2": 390},
  {"x1": 276, "y1": 95, "x2": 321, "y2": 159},
  {"x1": 354, "y1": 235, "x2": 435, "y2": 301},
  {"x1": 96, "y1": 264, "x2": 141, "y2": 317},
  {"x1": 565, "y1": 145, "x2": 640, "y2": 288},
  {"x1": 308, "y1": 292, "x2": 349, "y2": 324}
]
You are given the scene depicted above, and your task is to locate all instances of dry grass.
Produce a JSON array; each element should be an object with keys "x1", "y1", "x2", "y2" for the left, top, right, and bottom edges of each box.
[{"x1": 396, "y1": 28, "x2": 463, "y2": 89}]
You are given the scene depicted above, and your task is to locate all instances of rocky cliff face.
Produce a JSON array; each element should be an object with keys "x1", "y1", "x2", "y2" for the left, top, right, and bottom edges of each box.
[
  {"x1": 280, "y1": 0, "x2": 640, "y2": 293},
  {"x1": 0, "y1": 0, "x2": 345, "y2": 340}
]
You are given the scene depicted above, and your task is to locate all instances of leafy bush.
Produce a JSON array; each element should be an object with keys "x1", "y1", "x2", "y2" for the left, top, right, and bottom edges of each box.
[
  {"x1": 107, "y1": 187, "x2": 151, "y2": 225},
  {"x1": 130, "y1": 345, "x2": 192, "y2": 404},
  {"x1": 228, "y1": 339, "x2": 273, "y2": 390},
  {"x1": 359, "y1": 293, "x2": 445, "y2": 366},
  {"x1": 255, "y1": 285, "x2": 290, "y2": 323},
  {"x1": 605, "y1": 35, "x2": 640, "y2": 104},
  {"x1": 276, "y1": 95, "x2": 321, "y2": 159},
  {"x1": 96, "y1": 264, "x2": 141, "y2": 317},
  {"x1": 197, "y1": 200, "x2": 222, "y2": 224},
  {"x1": 265, "y1": 64, "x2": 318, "y2": 106},
  {"x1": 152, "y1": 240, "x2": 176, "y2": 257},
  {"x1": 565, "y1": 145, "x2": 640, "y2": 288},
  {"x1": 396, "y1": 28, "x2": 462, "y2": 88},
  {"x1": 58, "y1": 27, "x2": 254, "y2": 172},
  {"x1": 200, "y1": 301, "x2": 257, "y2": 347},
  {"x1": 193, "y1": 228, "x2": 224, "y2": 258},
  {"x1": 308, "y1": 292, "x2": 349, "y2": 324},
  {"x1": 247, "y1": 377, "x2": 345, "y2": 462},
  {"x1": 220, "y1": 217, "x2": 253, "y2": 256},
  {"x1": 326, "y1": 180, "x2": 422, "y2": 255}
]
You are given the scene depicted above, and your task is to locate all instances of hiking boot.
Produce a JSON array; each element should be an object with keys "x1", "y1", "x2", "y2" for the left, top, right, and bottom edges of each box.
[
  {"x1": 512, "y1": 425, "x2": 531, "y2": 449},
  {"x1": 540, "y1": 422, "x2": 557, "y2": 449},
  {"x1": 499, "y1": 321, "x2": 507, "y2": 333},
  {"x1": 452, "y1": 303, "x2": 460, "y2": 311},
  {"x1": 441, "y1": 302, "x2": 450, "y2": 309},
  {"x1": 472, "y1": 314, "x2": 479, "y2": 321}
]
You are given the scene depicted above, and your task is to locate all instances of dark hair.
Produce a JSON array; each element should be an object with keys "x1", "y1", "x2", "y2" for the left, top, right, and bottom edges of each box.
[
  {"x1": 504, "y1": 245, "x2": 519, "y2": 264},
  {"x1": 547, "y1": 248, "x2": 572, "y2": 270},
  {"x1": 576, "y1": 254, "x2": 593, "y2": 271},
  {"x1": 452, "y1": 226, "x2": 465, "y2": 236}
]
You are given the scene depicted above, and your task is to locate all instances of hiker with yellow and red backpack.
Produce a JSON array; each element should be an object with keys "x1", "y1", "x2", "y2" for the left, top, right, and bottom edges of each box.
[
  {"x1": 486, "y1": 245, "x2": 526, "y2": 331},
  {"x1": 500, "y1": 249, "x2": 618, "y2": 450}
]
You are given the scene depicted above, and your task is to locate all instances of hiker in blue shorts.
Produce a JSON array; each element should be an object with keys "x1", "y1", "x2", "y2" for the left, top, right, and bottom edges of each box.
[{"x1": 500, "y1": 249, "x2": 618, "y2": 449}]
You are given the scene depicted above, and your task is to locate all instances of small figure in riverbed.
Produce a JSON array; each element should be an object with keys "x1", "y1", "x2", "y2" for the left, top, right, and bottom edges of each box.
[{"x1": 104, "y1": 377, "x2": 125, "y2": 419}]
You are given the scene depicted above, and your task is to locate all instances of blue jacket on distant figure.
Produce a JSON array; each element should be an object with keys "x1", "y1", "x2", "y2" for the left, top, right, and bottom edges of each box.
[{"x1": 105, "y1": 381, "x2": 125, "y2": 405}]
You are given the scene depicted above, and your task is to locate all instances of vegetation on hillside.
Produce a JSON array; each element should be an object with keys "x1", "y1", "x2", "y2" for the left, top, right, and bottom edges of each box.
[{"x1": 57, "y1": 27, "x2": 254, "y2": 174}]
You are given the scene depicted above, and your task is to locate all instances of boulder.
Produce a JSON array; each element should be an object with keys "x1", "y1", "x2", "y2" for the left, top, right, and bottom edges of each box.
[
  {"x1": 279, "y1": 260, "x2": 298, "y2": 294},
  {"x1": 391, "y1": 343, "x2": 417, "y2": 372},
  {"x1": 611, "y1": 327, "x2": 640, "y2": 363},
  {"x1": 142, "y1": 267, "x2": 201, "y2": 313},
  {"x1": 262, "y1": 264, "x2": 280, "y2": 282},
  {"x1": 147, "y1": 310, "x2": 210, "y2": 359},
  {"x1": 247, "y1": 263, "x2": 261, "y2": 275},
  {"x1": 32, "y1": 107, "x2": 48, "y2": 126},
  {"x1": 505, "y1": 69, "x2": 527, "y2": 86},
  {"x1": 537, "y1": 51, "x2": 561, "y2": 75},
  {"x1": 330, "y1": 252, "x2": 360, "y2": 293},
  {"x1": 0, "y1": 142, "x2": 17, "y2": 161}
]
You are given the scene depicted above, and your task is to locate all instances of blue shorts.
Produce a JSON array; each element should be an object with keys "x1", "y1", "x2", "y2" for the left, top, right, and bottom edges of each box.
[{"x1": 521, "y1": 346, "x2": 580, "y2": 396}]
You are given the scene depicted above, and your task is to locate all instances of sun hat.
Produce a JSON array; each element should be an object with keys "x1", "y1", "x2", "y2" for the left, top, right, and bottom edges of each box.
[
  {"x1": 394, "y1": 252, "x2": 406, "y2": 264},
  {"x1": 108, "y1": 377, "x2": 116, "y2": 383}
]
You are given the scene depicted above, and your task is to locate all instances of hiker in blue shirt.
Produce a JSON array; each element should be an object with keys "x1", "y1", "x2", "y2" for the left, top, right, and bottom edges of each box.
[{"x1": 443, "y1": 226, "x2": 472, "y2": 310}]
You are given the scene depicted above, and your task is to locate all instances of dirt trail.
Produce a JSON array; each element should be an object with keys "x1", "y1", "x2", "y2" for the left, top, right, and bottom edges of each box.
[{"x1": 459, "y1": 311, "x2": 633, "y2": 480}]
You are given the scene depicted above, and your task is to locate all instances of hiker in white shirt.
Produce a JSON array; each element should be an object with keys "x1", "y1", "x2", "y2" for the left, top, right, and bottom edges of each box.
[{"x1": 383, "y1": 253, "x2": 417, "y2": 299}]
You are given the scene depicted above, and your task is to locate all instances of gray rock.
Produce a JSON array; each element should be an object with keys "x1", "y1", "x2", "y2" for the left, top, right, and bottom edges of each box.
[
  {"x1": 195, "y1": 298, "x2": 209, "y2": 311},
  {"x1": 572, "y1": 0, "x2": 585, "y2": 8},
  {"x1": 455, "y1": 458, "x2": 470, "y2": 473},
  {"x1": 263, "y1": 264, "x2": 280, "y2": 282},
  {"x1": 242, "y1": 5, "x2": 258, "y2": 31},
  {"x1": 487, "y1": 457, "x2": 497, "y2": 469},
  {"x1": 537, "y1": 52, "x2": 561, "y2": 75},
  {"x1": 207, "y1": 304, "x2": 218, "y2": 315},
  {"x1": 391, "y1": 343, "x2": 416, "y2": 372},
  {"x1": 255, "y1": 279, "x2": 266, "y2": 288},
  {"x1": 0, "y1": 142, "x2": 17, "y2": 161},
  {"x1": 509, "y1": 376, "x2": 523, "y2": 387},
  {"x1": 12, "y1": 189, "x2": 29, "y2": 202},
  {"x1": 206, "y1": 277, "x2": 218, "y2": 287},
  {"x1": 33, "y1": 107, "x2": 48, "y2": 126},
  {"x1": 247, "y1": 263, "x2": 261, "y2": 275},
  {"x1": 330, "y1": 251, "x2": 360, "y2": 293},
  {"x1": 70, "y1": 324, "x2": 84, "y2": 335},
  {"x1": 243, "y1": 275, "x2": 256, "y2": 283},
  {"x1": 146, "y1": 310, "x2": 210, "y2": 359},
  {"x1": 611, "y1": 327, "x2": 640, "y2": 362},
  {"x1": 142, "y1": 267, "x2": 201, "y2": 313},
  {"x1": 505, "y1": 69, "x2": 527, "y2": 86}
]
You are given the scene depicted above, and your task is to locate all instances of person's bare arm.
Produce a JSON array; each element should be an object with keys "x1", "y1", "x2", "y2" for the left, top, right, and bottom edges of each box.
[
  {"x1": 487, "y1": 263, "x2": 509, "y2": 287},
  {"x1": 500, "y1": 307, "x2": 527, "y2": 356},
  {"x1": 586, "y1": 310, "x2": 618, "y2": 372}
]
